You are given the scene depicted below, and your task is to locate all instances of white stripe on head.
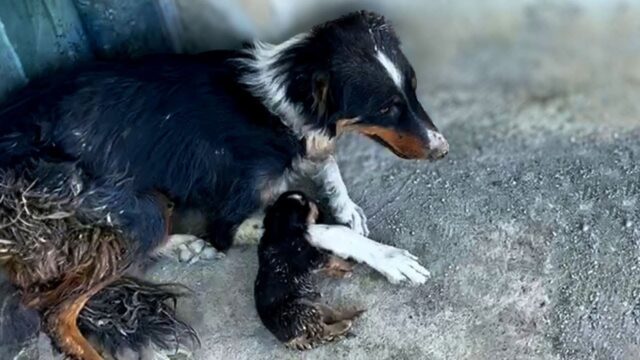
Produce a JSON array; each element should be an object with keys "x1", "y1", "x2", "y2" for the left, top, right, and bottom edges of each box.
[{"x1": 375, "y1": 51, "x2": 403, "y2": 89}]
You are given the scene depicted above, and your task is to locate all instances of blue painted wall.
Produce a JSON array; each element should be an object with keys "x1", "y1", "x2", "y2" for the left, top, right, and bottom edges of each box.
[{"x1": 0, "y1": 0, "x2": 172, "y2": 100}]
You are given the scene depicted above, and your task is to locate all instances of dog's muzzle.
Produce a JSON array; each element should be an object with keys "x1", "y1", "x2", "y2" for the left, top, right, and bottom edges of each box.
[{"x1": 426, "y1": 130, "x2": 449, "y2": 160}]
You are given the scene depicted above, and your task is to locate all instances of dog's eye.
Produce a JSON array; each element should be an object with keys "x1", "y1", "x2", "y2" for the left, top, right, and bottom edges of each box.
[{"x1": 379, "y1": 97, "x2": 402, "y2": 117}]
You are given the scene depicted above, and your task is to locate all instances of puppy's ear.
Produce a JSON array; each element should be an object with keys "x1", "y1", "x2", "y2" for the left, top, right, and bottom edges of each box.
[{"x1": 312, "y1": 71, "x2": 331, "y2": 118}]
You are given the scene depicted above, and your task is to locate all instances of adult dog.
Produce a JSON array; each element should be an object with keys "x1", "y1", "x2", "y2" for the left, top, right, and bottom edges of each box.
[{"x1": 0, "y1": 10, "x2": 447, "y2": 358}]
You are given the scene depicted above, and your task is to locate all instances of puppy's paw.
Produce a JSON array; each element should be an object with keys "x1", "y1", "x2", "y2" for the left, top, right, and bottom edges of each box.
[
  {"x1": 332, "y1": 200, "x2": 369, "y2": 236},
  {"x1": 316, "y1": 256, "x2": 354, "y2": 279},
  {"x1": 370, "y1": 245, "x2": 430, "y2": 285},
  {"x1": 157, "y1": 234, "x2": 224, "y2": 264}
]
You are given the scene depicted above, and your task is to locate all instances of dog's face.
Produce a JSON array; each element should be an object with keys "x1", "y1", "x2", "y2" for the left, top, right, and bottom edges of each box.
[{"x1": 312, "y1": 11, "x2": 449, "y2": 160}]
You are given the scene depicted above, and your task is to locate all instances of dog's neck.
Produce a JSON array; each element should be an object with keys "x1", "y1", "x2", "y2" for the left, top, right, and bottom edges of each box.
[
  {"x1": 239, "y1": 34, "x2": 337, "y2": 159},
  {"x1": 238, "y1": 34, "x2": 320, "y2": 139}
]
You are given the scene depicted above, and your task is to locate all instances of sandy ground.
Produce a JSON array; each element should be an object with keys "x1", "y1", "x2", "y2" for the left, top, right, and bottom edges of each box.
[{"x1": 2, "y1": 1, "x2": 640, "y2": 359}]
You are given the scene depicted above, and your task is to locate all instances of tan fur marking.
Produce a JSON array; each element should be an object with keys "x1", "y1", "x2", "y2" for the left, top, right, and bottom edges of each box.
[
  {"x1": 335, "y1": 117, "x2": 361, "y2": 135},
  {"x1": 305, "y1": 131, "x2": 335, "y2": 161},
  {"x1": 355, "y1": 125, "x2": 428, "y2": 159},
  {"x1": 315, "y1": 255, "x2": 354, "y2": 278},
  {"x1": 312, "y1": 79, "x2": 330, "y2": 117},
  {"x1": 46, "y1": 276, "x2": 118, "y2": 360},
  {"x1": 307, "y1": 201, "x2": 319, "y2": 225}
]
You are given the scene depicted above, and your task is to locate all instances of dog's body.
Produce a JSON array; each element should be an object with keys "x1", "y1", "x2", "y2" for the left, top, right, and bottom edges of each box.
[
  {"x1": 0, "y1": 51, "x2": 300, "y2": 252},
  {"x1": 0, "y1": 11, "x2": 447, "y2": 358}
]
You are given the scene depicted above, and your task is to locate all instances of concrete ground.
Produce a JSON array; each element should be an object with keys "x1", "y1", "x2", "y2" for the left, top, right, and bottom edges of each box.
[{"x1": 2, "y1": 1, "x2": 640, "y2": 359}]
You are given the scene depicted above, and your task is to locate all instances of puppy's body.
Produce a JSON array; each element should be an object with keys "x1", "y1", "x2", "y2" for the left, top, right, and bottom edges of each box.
[{"x1": 255, "y1": 191, "x2": 362, "y2": 350}]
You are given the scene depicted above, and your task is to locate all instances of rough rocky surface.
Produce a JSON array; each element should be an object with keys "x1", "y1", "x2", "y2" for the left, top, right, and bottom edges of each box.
[{"x1": 1, "y1": 1, "x2": 639, "y2": 359}]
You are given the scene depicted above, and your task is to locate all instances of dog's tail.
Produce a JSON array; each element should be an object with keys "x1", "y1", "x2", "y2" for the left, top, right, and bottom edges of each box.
[
  {"x1": 0, "y1": 275, "x2": 199, "y2": 357},
  {"x1": 79, "y1": 277, "x2": 200, "y2": 356}
]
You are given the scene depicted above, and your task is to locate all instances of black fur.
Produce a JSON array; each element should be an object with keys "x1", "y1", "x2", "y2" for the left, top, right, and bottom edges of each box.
[
  {"x1": 0, "y1": 51, "x2": 303, "y2": 252},
  {"x1": 79, "y1": 277, "x2": 199, "y2": 355},
  {"x1": 0, "y1": 277, "x2": 40, "y2": 347},
  {"x1": 255, "y1": 191, "x2": 327, "y2": 342}
]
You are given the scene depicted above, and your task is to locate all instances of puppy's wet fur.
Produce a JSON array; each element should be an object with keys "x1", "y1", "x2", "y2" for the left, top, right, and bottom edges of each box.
[{"x1": 255, "y1": 191, "x2": 364, "y2": 350}]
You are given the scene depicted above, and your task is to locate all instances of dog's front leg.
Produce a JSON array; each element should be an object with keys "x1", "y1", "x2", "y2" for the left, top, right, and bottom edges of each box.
[
  {"x1": 296, "y1": 155, "x2": 369, "y2": 236},
  {"x1": 307, "y1": 224, "x2": 430, "y2": 285}
]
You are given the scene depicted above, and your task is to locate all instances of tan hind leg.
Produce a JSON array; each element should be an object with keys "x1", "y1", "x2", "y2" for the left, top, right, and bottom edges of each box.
[
  {"x1": 315, "y1": 256, "x2": 354, "y2": 278},
  {"x1": 315, "y1": 303, "x2": 366, "y2": 324},
  {"x1": 44, "y1": 276, "x2": 118, "y2": 360},
  {"x1": 321, "y1": 319, "x2": 353, "y2": 339},
  {"x1": 285, "y1": 320, "x2": 353, "y2": 351}
]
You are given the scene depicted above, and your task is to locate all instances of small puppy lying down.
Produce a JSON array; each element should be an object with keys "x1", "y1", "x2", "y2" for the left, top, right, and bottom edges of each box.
[{"x1": 255, "y1": 191, "x2": 364, "y2": 350}]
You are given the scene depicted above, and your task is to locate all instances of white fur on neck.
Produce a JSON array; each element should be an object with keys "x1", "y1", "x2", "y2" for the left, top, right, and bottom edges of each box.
[{"x1": 238, "y1": 33, "x2": 310, "y2": 138}]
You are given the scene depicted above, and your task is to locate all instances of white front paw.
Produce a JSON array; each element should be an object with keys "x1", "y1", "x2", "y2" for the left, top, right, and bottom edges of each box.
[
  {"x1": 332, "y1": 200, "x2": 369, "y2": 236},
  {"x1": 371, "y1": 245, "x2": 431, "y2": 285}
]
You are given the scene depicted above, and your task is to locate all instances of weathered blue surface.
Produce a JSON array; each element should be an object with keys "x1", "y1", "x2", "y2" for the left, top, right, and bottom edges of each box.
[
  {"x1": 73, "y1": 0, "x2": 172, "y2": 57},
  {"x1": 0, "y1": 19, "x2": 27, "y2": 99},
  {"x1": 0, "y1": 0, "x2": 91, "y2": 80}
]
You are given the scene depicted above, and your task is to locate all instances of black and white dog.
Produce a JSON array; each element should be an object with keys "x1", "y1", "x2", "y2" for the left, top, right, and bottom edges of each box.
[{"x1": 0, "y1": 11, "x2": 447, "y2": 285}]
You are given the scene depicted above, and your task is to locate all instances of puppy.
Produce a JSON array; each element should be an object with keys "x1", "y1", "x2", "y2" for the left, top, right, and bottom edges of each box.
[{"x1": 255, "y1": 191, "x2": 364, "y2": 350}]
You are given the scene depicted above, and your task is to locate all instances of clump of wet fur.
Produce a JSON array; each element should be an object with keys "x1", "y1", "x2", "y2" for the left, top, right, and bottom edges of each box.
[
  {"x1": 255, "y1": 191, "x2": 364, "y2": 350},
  {"x1": 0, "y1": 162, "x2": 198, "y2": 358},
  {"x1": 0, "y1": 162, "x2": 131, "y2": 309}
]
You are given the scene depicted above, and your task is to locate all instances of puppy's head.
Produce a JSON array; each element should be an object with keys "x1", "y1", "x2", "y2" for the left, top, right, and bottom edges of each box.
[
  {"x1": 262, "y1": 191, "x2": 319, "y2": 239},
  {"x1": 292, "y1": 11, "x2": 449, "y2": 160}
]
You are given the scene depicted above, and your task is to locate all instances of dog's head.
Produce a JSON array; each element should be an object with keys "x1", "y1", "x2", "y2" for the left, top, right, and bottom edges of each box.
[
  {"x1": 286, "y1": 11, "x2": 449, "y2": 160},
  {"x1": 262, "y1": 191, "x2": 320, "y2": 238}
]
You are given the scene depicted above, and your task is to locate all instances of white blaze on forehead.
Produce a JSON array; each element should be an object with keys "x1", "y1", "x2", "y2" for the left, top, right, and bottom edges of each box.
[{"x1": 375, "y1": 51, "x2": 403, "y2": 89}]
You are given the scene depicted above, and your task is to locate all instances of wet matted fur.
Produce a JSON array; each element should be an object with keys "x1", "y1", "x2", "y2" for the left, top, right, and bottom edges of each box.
[
  {"x1": 80, "y1": 277, "x2": 199, "y2": 355},
  {"x1": 0, "y1": 162, "x2": 197, "y2": 358}
]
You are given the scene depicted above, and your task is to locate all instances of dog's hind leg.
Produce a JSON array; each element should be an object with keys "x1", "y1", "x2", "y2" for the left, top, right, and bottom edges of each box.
[
  {"x1": 315, "y1": 303, "x2": 365, "y2": 324},
  {"x1": 43, "y1": 275, "x2": 118, "y2": 360},
  {"x1": 315, "y1": 255, "x2": 354, "y2": 278}
]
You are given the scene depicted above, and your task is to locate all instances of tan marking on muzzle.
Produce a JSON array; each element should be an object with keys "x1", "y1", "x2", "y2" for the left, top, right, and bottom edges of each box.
[{"x1": 355, "y1": 125, "x2": 428, "y2": 159}]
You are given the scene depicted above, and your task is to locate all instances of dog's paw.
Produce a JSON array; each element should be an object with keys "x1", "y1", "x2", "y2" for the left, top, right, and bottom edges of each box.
[
  {"x1": 370, "y1": 245, "x2": 431, "y2": 285},
  {"x1": 233, "y1": 215, "x2": 265, "y2": 245},
  {"x1": 158, "y1": 234, "x2": 224, "y2": 264},
  {"x1": 332, "y1": 200, "x2": 369, "y2": 236}
]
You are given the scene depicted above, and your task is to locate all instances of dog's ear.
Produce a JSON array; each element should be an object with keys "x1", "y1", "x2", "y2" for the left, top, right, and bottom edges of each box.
[{"x1": 312, "y1": 71, "x2": 331, "y2": 118}]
